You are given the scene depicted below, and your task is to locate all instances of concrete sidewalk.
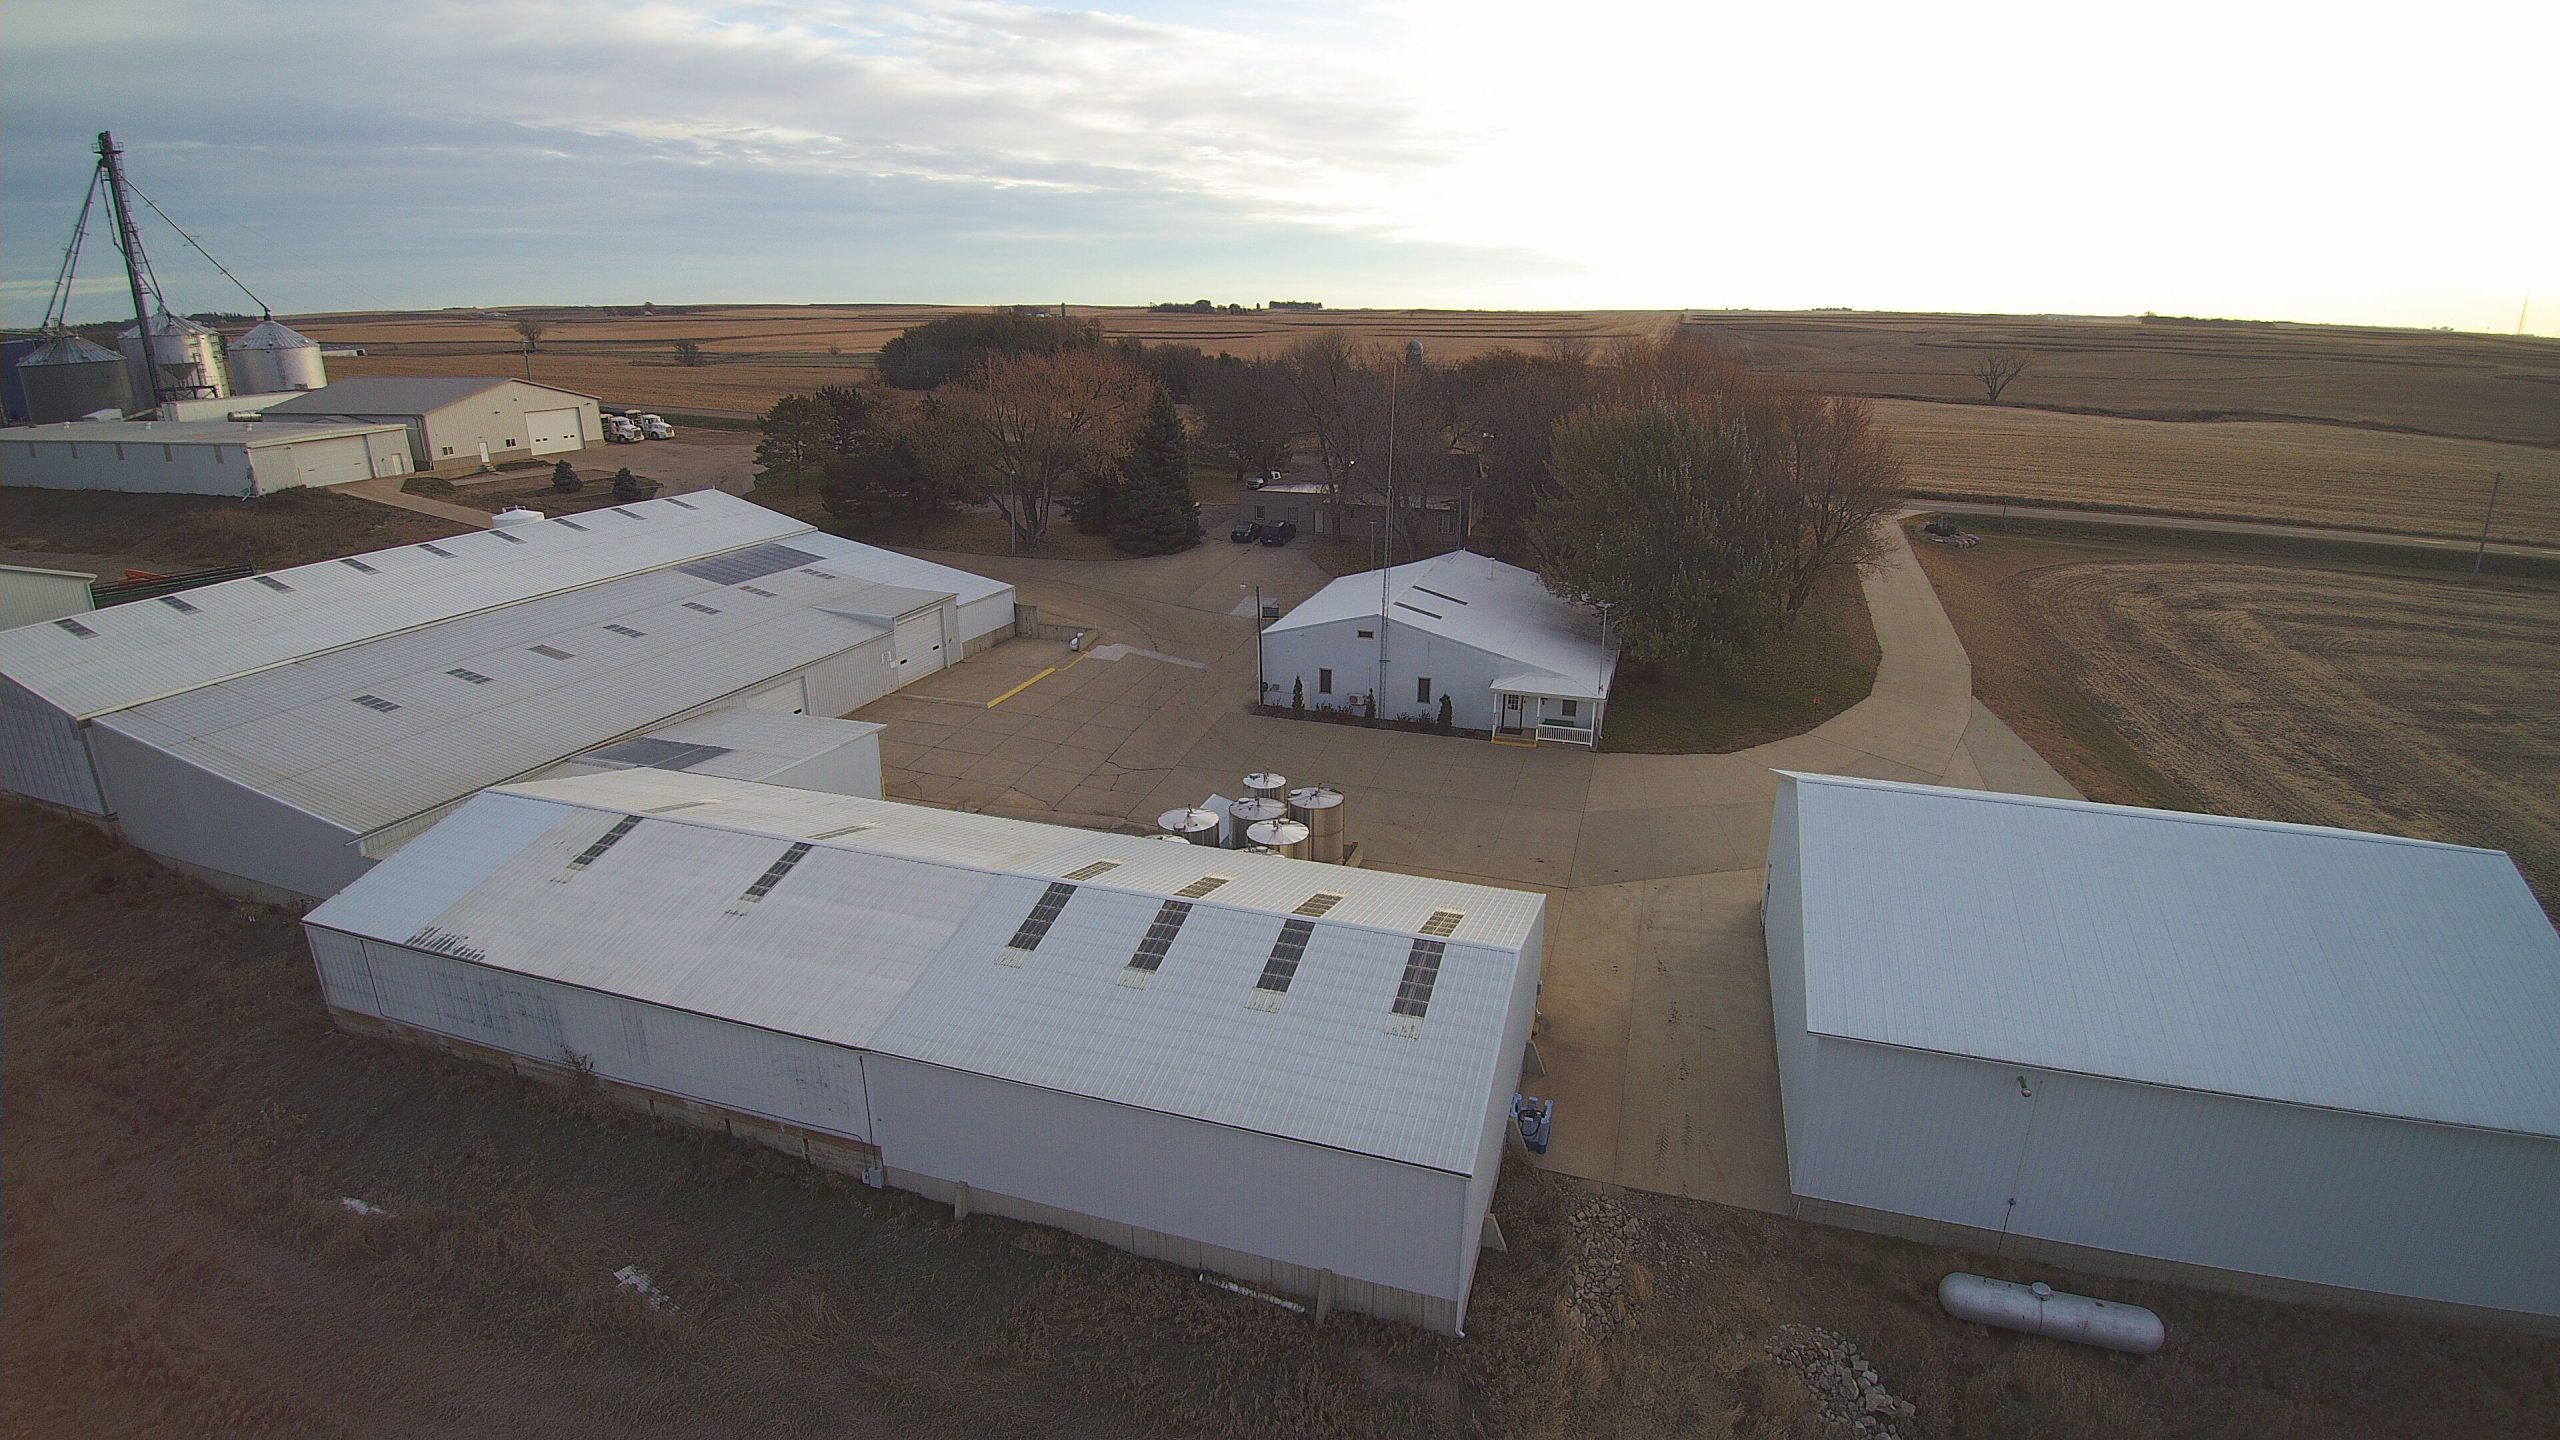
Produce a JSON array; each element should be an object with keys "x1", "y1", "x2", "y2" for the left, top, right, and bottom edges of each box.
[{"x1": 341, "y1": 476, "x2": 493, "y2": 528}]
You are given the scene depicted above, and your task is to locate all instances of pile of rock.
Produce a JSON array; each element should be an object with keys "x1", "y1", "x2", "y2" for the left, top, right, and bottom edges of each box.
[
  {"x1": 1564, "y1": 1194, "x2": 1643, "y2": 1336},
  {"x1": 1766, "y1": 1324, "x2": 1918, "y2": 1437}
]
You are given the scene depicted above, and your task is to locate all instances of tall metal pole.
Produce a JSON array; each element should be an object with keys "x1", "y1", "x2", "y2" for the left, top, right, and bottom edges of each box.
[
  {"x1": 2471, "y1": 471, "x2": 2504, "y2": 579},
  {"x1": 97, "y1": 131, "x2": 164, "y2": 406}
]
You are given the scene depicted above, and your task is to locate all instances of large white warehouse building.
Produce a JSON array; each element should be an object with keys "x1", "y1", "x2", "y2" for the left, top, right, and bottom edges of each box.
[
  {"x1": 305, "y1": 769, "x2": 1546, "y2": 1333},
  {"x1": 1, "y1": 492, "x2": 1010, "y2": 900},
  {"x1": 4, "y1": 418, "x2": 414, "y2": 495},
  {"x1": 266, "y1": 377, "x2": 601, "y2": 467},
  {"x1": 1764, "y1": 773, "x2": 2560, "y2": 1325}
]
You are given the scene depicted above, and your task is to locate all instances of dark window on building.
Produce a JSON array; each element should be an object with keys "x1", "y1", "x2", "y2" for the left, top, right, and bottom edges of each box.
[
  {"x1": 1318, "y1": 668, "x2": 1332, "y2": 696},
  {"x1": 1416, "y1": 677, "x2": 1432, "y2": 705},
  {"x1": 1561, "y1": 698, "x2": 1579, "y2": 718}
]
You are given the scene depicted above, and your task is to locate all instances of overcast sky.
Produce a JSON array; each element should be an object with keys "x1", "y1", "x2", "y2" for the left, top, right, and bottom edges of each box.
[{"x1": 6, "y1": 0, "x2": 2554, "y2": 334}]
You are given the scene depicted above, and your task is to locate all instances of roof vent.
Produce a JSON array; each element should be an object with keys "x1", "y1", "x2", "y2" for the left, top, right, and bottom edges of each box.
[
  {"x1": 603, "y1": 623, "x2": 645, "y2": 638},
  {"x1": 340, "y1": 557, "x2": 380, "y2": 575},
  {"x1": 529, "y1": 644, "x2": 573, "y2": 660},
  {"x1": 350, "y1": 694, "x2": 400, "y2": 712},
  {"x1": 447, "y1": 668, "x2": 493, "y2": 685},
  {"x1": 253, "y1": 575, "x2": 293, "y2": 592},
  {"x1": 681, "y1": 601, "x2": 721, "y2": 615},
  {"x1": 158, "y1": 594, "x2": 200, "y2": 614}
]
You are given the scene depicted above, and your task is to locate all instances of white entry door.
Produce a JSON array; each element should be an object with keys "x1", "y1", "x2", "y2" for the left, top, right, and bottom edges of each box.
[
  {"x1": 525, "y1": 407, "x2": 583, "y2": 455},
  {"x1": 891, "y1": 607, "x2": 947, "y2": 679}
]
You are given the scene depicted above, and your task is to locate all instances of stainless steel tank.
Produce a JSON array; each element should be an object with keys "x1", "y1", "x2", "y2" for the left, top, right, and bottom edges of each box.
[
  {"x1": 1286, "y1": 785, "x2": 1346, "y2": 864},
  {"x1": 1158, "y1": 806, "x2": 1221, "y2": 847},
  {"x1": 1228, "y1": 796, "x2": 1287, "y2": 845},
  {"x1": 1245, "y1": 819, "x2": 1311, "y2": 859},
  {"x1": 1243, "y1": 770, "x2": 1288, "y2": 800}
]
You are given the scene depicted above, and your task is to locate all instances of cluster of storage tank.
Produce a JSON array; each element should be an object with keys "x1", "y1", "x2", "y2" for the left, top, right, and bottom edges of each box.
[
  {"x1": 13, "y1": 313, "x2": 324, "y2": 424},
  {"x1": 1156, "y1": 772, "x2": 1349, "y2": 862}
]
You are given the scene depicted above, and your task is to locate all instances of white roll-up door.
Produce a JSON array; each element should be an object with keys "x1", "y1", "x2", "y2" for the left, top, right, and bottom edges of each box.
[
  {"x1": 892, "y1": 606, "x2": 947, "y2": 678},
  {"x1": 283, "y1": 435, "x2": 377, "y2": 489},
  {"x1": 525, "y1": 407, "x2": 583, "y2": 455},
  {"x1": 744, "y1": 676, "x2": 809, "y2": 714}
]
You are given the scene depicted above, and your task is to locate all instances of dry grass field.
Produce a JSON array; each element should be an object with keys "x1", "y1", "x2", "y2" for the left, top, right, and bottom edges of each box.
[
  {"x1": 0, "y1": 487, "x2": 472, "y2": 571},
  {"x1": 1683, "y1": 311, "x2": 2560, "y2": 446},
  {"x1": 1877, "y1": 399, "x2": 2559, "y2": 545},
  {"x1": 1910, "y1": 523, "x2": 2560, "y2": 916},
  {"x1": 8, "y1": 805, "x2": 2553, "y2": 1440}
]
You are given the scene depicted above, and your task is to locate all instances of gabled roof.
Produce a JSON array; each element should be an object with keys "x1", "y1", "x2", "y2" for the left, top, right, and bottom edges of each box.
[
  {"x1": 307, "y1": 770, "x2": 1545, "y2": 1173},
  {"x1": 264, "y1": 376, "x2": 596, "y2": 415},
  {"x1": 1, "y1": 491, "x2": 808, "y2": 719},
  {"x1": 1268, "y1": 550, "x2": 1618, "y2": 700},
  {"x1": 1778, "y1": 773, "x2": 2560, "y2": 1138}
]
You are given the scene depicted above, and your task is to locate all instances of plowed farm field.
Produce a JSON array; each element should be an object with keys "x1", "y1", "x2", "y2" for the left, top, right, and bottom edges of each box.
[
  {"x1": 2018, "y1": 560, "x2": 2560, "y2": 913},
  {"x1": 1878, "y1": 401, "x2": 2560, "y2": 546}
]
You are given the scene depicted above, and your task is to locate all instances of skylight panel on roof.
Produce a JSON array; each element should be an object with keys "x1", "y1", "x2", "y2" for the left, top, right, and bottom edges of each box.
[
  {"x1": 553, "y1": 517, "x2": 587, "y2": 531},
  {"x1": 1411, "y1": 585, "x2": 1469, "y2": 605},
  {"x1": 1063, "y1": 860, "x2": 1122, "y2": 881},
  {"x1": 612, "y1": 507, "x2": 644, "y2": 519},
  {"x1": 1389, "y1": 938, "x2": 1446, "y2": 1027},
  {"x1": 681, "y1": 601, "x2": 721, "y2": 615},
  {"x1": 737, "y1": 584, "x2": 777, "y2": 598},
  {"x1": 800, "y1": 568, "x2": 839, "y2": 580},
  {"x1": 680, "y1": 543, "x2": 823, "y2": 586},
  {"x1": 1294, "y1": 892, "x2": 1344, "y2": 918},
  {"x1": 1419, "y1": 909, "x2": 1464, "y2": 938},
  {"x1": 253, "y1": 575, "x2": 293, "y2": 592},
  {"x1": 1125, "y1": 899, "x2": 1193, "y2": 977},
  {"x1": 490, "y1": 529, "x2": 526, "y2": 545},
  {"x1": 809, "y1": 822, "x2": 872, "y2": 840},
  {"x1": 1394, "y1": 602, "x2": 1443, "y2": 620},
  {"x1": 529, "y1": 644, "x2": 573, "y2": 660},
  {"x1": 1174, "y1": 874, "x2": 1231, "y2": 899},
  {"x1": 1253, "y1": 918, "x2": 1317, "y2": 1003},
  {"x1": 447, "y1": 667, "x2": 493, "y2": 684},
  {"x1": 557, "y1": 814, "x2": 643, "y2": 877},
  {"x1": 603, "y1": 623, "x2": 645, "y2": 638},
  {"x1": 340, "y1": 557, "x2": 379, "y2": 575},
  {"x1": 666, "y1": 497, "x2": 697, "y2": 510},
  {"x1": 1002, "y1": 882, "x2": 1077, "y2": 962},
  {"x1": 731, "y1": 842, "x2": 814, "y2": 908},
  {"x1": 350, "y1": 694, "x2": 400, "y2": 712},
  {"x1": 419, "y1": 543, "x2": 455, "y2": 557},
  {"x1": 159, "y1": 595, "x2": 199, "y2": 614},
  {"x1": 53, "y1": 617, "x2": 95, "y2": 637}
]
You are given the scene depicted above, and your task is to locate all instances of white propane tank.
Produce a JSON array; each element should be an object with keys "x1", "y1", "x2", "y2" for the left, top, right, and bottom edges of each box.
[
  {"x1": 492, "y1": 507, "x2": 546, "y2": 528},
  {"x1": 1937, "y1": 1273, "x2": 2165, "y2": 1355}
]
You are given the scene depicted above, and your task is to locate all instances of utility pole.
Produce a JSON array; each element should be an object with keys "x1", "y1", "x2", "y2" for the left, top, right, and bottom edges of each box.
[
  {"x1": 96, "y1": 131, "x2": 165, "y2": 407},
  {"x1": 2471, "y1": 471, "x2": 2504, "y2": 579}
]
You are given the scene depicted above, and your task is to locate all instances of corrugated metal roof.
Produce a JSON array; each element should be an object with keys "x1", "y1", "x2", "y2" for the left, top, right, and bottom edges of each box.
[
  {"x1": 8, "y1": 418, "x2": 407, "y2": 447},
  {"x1": 311, "y1": 771, "x2": 1544, "y2": 1172},
  {"x1": 1, "y1": 491, "x2": 810, "y2": 718},
  {"x1": 1780, "y1": 773, "x2": 2560, "y2": 1138},
  {"x1": 1268, "y1": 551, "x2": 1618, "y2": 700},
  {"x1": 97, "y1": 562, "x2": 928, "y2": 835},
  {"x1": 263, "y1": 376, "x2": 595, "y2": 413},
  {"x1": 540, "y1": 710, "x2": 883, "y2": 786}
]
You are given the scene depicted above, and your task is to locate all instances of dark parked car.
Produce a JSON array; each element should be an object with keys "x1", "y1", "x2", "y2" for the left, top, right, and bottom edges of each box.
[
  {"x1": 1230, "y1": 520, "x2": 1261, "y2": 543},
  {"x1": 1258, "y1": 520, "x2": 1299, "y2": 546}
]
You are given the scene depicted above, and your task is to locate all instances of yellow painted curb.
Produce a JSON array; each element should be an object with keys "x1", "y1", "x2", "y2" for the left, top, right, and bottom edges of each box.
[{"x1": 984, "y1": 668, "x2": 1056, "y2": 708}]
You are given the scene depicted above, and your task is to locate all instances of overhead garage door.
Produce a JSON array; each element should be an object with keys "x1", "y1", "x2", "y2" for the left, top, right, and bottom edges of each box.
[
  {"x1": 892, "y1": 607, "x2": 947, "y2": 679},
  {"x1": 743, "y1": 676, "x2": 809, "y2": 715},
  {"x1": 278, "y1": 435, "x2": 378, "y2": 490},
  {"x1": 525, "y1": 407, "x2": 584, "y2": 455}
]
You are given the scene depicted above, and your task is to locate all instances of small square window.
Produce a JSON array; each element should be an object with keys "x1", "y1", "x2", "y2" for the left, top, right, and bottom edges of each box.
[{"x1": 1561, "y1": 698, "x2": 1579, "y2": 718}]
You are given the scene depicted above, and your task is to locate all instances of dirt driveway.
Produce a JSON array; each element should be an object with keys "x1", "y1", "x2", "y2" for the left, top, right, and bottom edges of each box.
[{"x1": 850, "y1": 525, "x2": 2075, "y2": 1215}]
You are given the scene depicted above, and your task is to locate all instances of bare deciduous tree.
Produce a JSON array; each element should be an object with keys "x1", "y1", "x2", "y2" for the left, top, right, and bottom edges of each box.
[
  {"x1": 1760, "y1": 388, "x2": 1905, "y2": 618},
  {"x1": 1968, "y1": 348, "x2": 2030, "y2": 403},
  {"x1": 512, "y1": 319, "x2": 549, "y2": 352},
  {"x1": 919, "y1": 349, "x2": 1146, "y2": 552}
]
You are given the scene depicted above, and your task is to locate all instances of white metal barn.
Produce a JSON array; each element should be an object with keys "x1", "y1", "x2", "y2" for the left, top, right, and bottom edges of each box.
[
  {"x1": 3, "y1": 418, "x2": 414, "y2": 495},
  {"x1": 1, "y1": 492, "x2": 1010, "y2": 900},
  {"x1": 1260, "y1": 550, "x2": 1618, "y2": 744},
  {"x1": 1764, "y1": 773, "x2": 2560, "y2": 1324},
  {"x1": 265, "y1": 377, "x2": 602, "y2": 467},
  {"x1": 303, "y1": 770, "x2": 1547, "y2": 1333}
]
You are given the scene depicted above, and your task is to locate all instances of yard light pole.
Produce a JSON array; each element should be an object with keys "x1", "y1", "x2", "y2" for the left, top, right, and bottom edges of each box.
[
  {"x1": 2471, "y1": 471, "x2": 2504, "y2": 580},
  {"x1": 1242, "y1": 582, "x2": 1264, "y2": 707}
]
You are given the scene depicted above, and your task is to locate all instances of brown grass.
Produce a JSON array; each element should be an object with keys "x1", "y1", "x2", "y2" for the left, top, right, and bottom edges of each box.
[
  {"x1": 0, "y1": 487, "x2": 474, "y2": 571},
  {"x1": 8, "y1": 804, "x2": 2554, "y2": 1438},
  {"x1": 1878, "y1": 399, "x2": 2558, "y2": 545},
  {"x1": 1910, "y1": 521, "x2": 2560, "y2": 917}
]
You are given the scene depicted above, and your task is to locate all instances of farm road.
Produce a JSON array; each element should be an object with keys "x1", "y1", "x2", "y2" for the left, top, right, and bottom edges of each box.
[{"x1": 1916, "y1": 498, "x2": 2553, "y2": 561}]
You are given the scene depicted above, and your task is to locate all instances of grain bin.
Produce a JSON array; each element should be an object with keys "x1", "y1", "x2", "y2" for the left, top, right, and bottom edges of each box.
[
  {"x1": 1287, "y1": 785, "x2": 1346, "y2": 864},
  {"x1": 1158, "y1": 806, "x2": 1221, "y2": 847},
  {"x1": 1243, "y1": 770, "x2": 1288, "y2": 800},
  {"x1": 228, "y1": 317, "x2": 327, "y2": 393},
  {"x1": 17, "y1": 334, "x2": 137, "y2": 422},
  {"x1": 1228, "y1": 796, "x2": 1287, "y2": 845},
  {"x1": 1246, "y1": 819, "x2": 1311, "y2": 859},
  {"x1": 119, "y1": 310, "x2": 228, "y2": 401}
]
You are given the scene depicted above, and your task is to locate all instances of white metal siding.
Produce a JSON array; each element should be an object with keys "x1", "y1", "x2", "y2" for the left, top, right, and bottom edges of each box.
[
  {"x1": 891, "y1": 607, "x2": 946, "y2": 677},
  {"x1": 347, "y1": 936, "x2": 876, "y2": 1140},
  {"x1": 1458, "y1": 906, "x2": 1546, "y2": 1316},
  {"x1": 762, "y1": 728, "x2": 884, "y2": 799},
  {"x1": 6, "y1": 436, "x2": 256, "y2": 495},
  {"x1": 956, "y1": 592, "x2": 1015, "y2": 647},
  {"x1": 865, "y1": 1054, "x2": 1472, "y2": 1306},
  {"x1": 277, "y1": 434, "x2": 378, "y2": 490},
  {"x1": 85, "y1": 722, "x2": 371, "y2": 899},
  {"x1": 1261, "y1": 617, "x2": 1513, "y2": 729},
  {"x1": 1, "y1": 676, "x2": 106, "y2": 813}
]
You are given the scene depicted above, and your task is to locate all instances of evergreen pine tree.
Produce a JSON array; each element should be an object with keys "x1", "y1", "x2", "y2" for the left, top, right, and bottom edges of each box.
[{"x1": 1110, "y1": 387, "x2": 1203, "y2": 555}]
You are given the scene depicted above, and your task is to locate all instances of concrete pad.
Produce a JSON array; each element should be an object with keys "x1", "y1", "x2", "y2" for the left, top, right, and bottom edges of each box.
[
  {"x1": 1568, "y1": 799, "x2": 1772, "y2": 888},
  {"x1": 1960, "y1": 699, "x2": 2085, "y2": 800},
  {"x1": 938, "y1": 728, "x2": 1006, "y2": 758},
  {"x1": 960, "y1": 754, "x2": 1035, "y2": 790},
  {"x1": 904, "y1": 748, "x2": 980, "y2": 780}
]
